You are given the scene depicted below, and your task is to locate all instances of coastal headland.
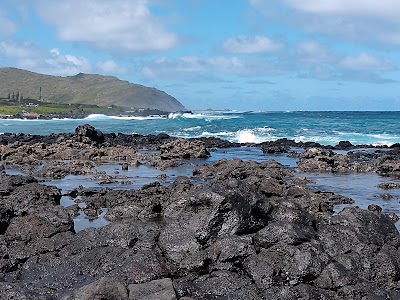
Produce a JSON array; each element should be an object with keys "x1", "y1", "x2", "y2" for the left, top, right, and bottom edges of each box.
[
  {"x1": 0, "y1": 67, "x2": 189, "y2": 120},
  {"x1": 0, "y1": 124, "x2": 399, "y2": 299}
]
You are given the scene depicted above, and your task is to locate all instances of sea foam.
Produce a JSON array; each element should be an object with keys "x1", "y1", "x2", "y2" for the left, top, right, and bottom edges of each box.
[
  {"x1": 84, "y1": 114, "x2": 109, "y2": 120},
  {"x1": 109, "y1": 115, "x2": 165, "y2": 120},
  {"x1": 169, "y1": 112, "x2": 241, "y2": 121},
  {"x1": 236, "y1": 129, "x2": 265, "y2": 143}
]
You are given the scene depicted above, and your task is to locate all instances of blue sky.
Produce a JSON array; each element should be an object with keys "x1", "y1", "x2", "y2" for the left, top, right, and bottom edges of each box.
[{"x1": 0, "y1": 0, "x2": 399, "y2": 111}]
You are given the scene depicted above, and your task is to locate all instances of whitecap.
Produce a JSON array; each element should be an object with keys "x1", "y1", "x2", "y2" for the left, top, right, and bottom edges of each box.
[
  {"x1": 84, "y1": 114, "x2": 109, "y2": 120},
  {"x1": 183, "y1": 126, "x2": 202, "y2": 132},
  {"x1": 168, "y1": 112, "x2": 194, "y2": 119},
  {"x1": 294, "y1": 135, "x2": 344, "y2": 145},
  {"x1": 258, "y1": 126, "x2": 274, "y2": 133},
  {"x1": 235, "y1": 129, "x2": 265, "y2": 143},
  {"x1": 169, "y1": 112, "x2": 241, "y2": 121},
  {"x1": 201, "y1": 131, "x2": 234, "y2": 137},
  {"x1": 109, "y1": 115, "x2": 165, "y2": 120},
  {"x1": 331, "y1": 131, "x2": 399, "y2": 146},
  {"x1": 371, "y1": 141, "x2": 395, "y2": 146},
  {"x1": 370, "y1": 133, "x2": 399, "y2": 140},
  {"x1": 197, "y1": 128, "x2": 276, "y2": 143}
]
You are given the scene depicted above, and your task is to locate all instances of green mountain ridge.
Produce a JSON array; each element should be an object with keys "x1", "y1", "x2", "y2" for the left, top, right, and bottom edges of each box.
[{"x1": 0, "y1": 67, "x2": 186, "y2": 112}]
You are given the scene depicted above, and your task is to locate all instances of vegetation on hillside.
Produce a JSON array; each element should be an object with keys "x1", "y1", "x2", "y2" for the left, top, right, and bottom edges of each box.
[
  {"x1": 0, "y1": 98, "x2": 127, "y2": 117},
  {"x1": 0, "y1": 67, "x2": 186, "y2": 112}
]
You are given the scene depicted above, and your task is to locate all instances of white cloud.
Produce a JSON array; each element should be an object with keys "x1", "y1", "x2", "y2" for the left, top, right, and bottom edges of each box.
[
  {"x1": 142, "y1": 56, "x2": 208, "y2": 79},
  {"x1": 340, "y1": 53, "x2": 395, "y2": 71},
  {"x1": 142, "y1": 44, "x2": 396, "y2": 84},
  {"x1": 284, "y1": 0, "x2": 400, "y2": 21},
  {"x1": 96, "y1": 60, "x2": 128, "y2": 74},
  {"x1": 34, "y1": 0, "x2": 178, "y2": 52},
  {"x1": 0, "y1": 15, "x2": 16, "y2": 38},
  {"x1": 207, "y1": 57, "x2": 245, "y2": 73},
  {"x1": 50, "y1": 48, "x2": 60, "y2": 56},
  {"x1": 0, "y1": 41, "x2": 40, "y2": 58},
  {"x1": 296, "y1": 41, "x2": 335, "y2": 64},
  {"x1": 142, "y1": 55, "x2": 287, "y2": 79},
  {"x1": 45, "y1": 49, "x2": 92, "y2": 75},
  {"x1": 250, "y1": 0, "x2": 400, "y2": 45},
  {"x1": 0, "y1": 41, "x2": 92, "y2": 76},
  {"x1": 223, "y1": 35, "x2": 283, "y2": 53},
  {"x1": 142, "y1": 56, "x2": 206, "y2": 78}
]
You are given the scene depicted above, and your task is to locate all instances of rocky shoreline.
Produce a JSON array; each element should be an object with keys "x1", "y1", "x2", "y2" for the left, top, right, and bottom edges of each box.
[
  {"x1": 0, "y1": 125, "x2": 400, "y2": 299},
  {"x1": 0, "y1": 109, "x2": 192, "y2": 120},
  {"x1": 0, "y1": 113, "x2": 89, "y2": 120}
]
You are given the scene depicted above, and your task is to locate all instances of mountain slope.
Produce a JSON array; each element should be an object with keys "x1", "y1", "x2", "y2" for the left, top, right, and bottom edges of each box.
[{"x1": 0, "y1": 68, "x2": 186, "y2": 111}]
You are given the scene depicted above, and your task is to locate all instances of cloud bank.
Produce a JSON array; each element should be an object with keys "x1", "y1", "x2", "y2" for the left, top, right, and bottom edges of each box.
[
  {"x1": 0, "y1": 15, "x2": 16, "y2": 38},
  {"x1": 251, "y1": 0, "x2": 400, "y2": 45},
  {"x1": 223, "y1": 35, "x2": 283, "y2": 53},
  {"x1": 34, "y1": 0, "x2": 178, "y2": 52}
]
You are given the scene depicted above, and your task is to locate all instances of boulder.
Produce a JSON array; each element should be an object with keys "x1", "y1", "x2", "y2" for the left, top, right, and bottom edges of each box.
[
  {"x1": 297, "y1": 147, "x2": 351, "y2": 172},
  {"x1": 128, "y1": 278, "x2": 176, "y2": 300},
  {"x1": 160, "y1": 138, "x2": 210, "y2": 160},
  {"x1": 62, "y1": 277, "x2": 128, "y2": 300},
  {"x1": 74, "y1": 124, "x2": 105, "y2": 144}
]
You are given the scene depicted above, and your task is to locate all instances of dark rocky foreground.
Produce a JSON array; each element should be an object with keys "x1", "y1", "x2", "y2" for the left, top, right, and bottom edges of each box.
[{"x1": 0, "y1": 125, "x2": 399, "y2": 299}]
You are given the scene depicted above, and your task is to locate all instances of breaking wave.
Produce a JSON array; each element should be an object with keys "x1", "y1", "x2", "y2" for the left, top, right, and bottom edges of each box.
[{"x1": 168, "y1": 112, "x2": 241, "y2": 121}]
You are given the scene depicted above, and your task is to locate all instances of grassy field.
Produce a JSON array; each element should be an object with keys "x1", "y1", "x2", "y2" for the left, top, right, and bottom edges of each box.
[{"x1": 0, "y1": 100, "x2": 127, "y2": 116}]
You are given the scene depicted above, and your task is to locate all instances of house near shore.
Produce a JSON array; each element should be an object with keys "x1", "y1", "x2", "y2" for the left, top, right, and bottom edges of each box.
[{"x1": 26, "y1": 103, "x2": 39, "y2": 107}]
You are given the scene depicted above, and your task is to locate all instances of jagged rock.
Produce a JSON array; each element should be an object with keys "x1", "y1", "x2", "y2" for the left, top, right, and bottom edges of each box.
[
  {"x1": 192, "y1": 136, "x2": 240, "y2": 148},
  {"x1": 334, "y1": 140, "x2": 353, "y2": 150},
  {"x1": 174, "y1": 271, "x2": 261, "y2": 299},
  {"x1": 61, "y1": 277, "x2": 128, "y2": 300},
  {"x1": 128, "y1": 278, "x2": 176, "y2": 300},
  {"x1": 368, "y1": 204, "x2": 383, "y2": 213},
  {"x1": 388, "y1": 213, "x2": 400, "y2": 222},
  {"x1": 74, "y1": 124, "x2": 105, "y2": 144},
  {"x1": 297, "y1": 147, "x2": 351, "y2": 172},
  {"x1": 376, "y1": 193, "x2": 393, "y2": 200},
  {"x1": 296, "y1": 146, "x2": 400, "y2": 176},
  {"x1": 378, "y1": 182, "x2": 400, "y2": 189},
  {"x1": 160, "y1": 138, "x2": 210, "y2": 160},
  {"x1": 262, "y1": 145, "x2": 288, "y2": 154},
  {"x1": 39, "y1": 160, "x2": 96, "y2": 179},
  {"x1": 0, "y1": 134, "x2": 399, "y2": 300}
]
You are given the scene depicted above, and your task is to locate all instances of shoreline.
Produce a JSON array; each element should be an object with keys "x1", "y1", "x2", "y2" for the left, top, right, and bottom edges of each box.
[
  {"x1": 1, "y1": 124, "x2": 400, "y2": 299},
  {"x1": 0, "y1": 109, "x2": 193, "y2": 121},
  {"x1": 1, "y1": 111, "x2": 399, "y2": 148}
]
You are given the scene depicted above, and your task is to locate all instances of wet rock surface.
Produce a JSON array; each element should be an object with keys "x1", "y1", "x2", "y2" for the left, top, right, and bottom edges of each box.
[
  {"x1": 0, "y1": 156, "x2": 399, "y2": 299},
  {"x1": 259, "y1": 138, "x2": 388, "y2": 153},
  {"x1": 0, "y1": 126, "x2": 400, "y2": 299},
  {"x1": 160, "y1": 138, "x2": 210, "y2": 160},
  {"x1": 296, "y1": 147, "x2": 400, "y2": 176}
]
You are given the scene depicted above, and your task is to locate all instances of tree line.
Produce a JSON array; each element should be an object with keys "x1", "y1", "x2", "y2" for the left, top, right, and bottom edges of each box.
[{"x1": 5, "y1": 91, "x2": 24, "y2": 103}]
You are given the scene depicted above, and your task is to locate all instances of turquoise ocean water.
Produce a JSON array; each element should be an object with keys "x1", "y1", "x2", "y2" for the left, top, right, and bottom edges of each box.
[{"x1": 1, "y1": 111, "x2": 400, "y2": 146}]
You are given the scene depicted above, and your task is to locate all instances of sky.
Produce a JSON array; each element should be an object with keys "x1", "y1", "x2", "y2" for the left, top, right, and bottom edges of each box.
[{"x1": 0, "y1": 0, "x2": 399, "y2": 111}]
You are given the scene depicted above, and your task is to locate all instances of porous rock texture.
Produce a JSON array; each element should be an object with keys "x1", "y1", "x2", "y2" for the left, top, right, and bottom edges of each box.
[
  {"x1": 0, "y1": 157, "x2": 399, "y2": 299},
  {"x1": 297, "y1": 147, "x2": 400, "y2": 176}
]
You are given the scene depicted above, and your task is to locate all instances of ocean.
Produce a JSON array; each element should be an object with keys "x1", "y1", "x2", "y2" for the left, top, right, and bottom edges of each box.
[
  {"x1": 2, "y1": 110, "x2": 400, "y2": 230},
  {"x1": 1, "y1": 111, "x2": 400, "y2": 146}
]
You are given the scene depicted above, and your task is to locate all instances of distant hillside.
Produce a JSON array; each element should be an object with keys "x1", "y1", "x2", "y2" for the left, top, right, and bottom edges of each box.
[{"x1": 0, "y1": 68, "x2": 186, "y2": 112}]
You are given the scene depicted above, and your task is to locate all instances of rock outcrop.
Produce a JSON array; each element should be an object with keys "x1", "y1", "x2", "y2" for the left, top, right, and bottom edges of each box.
[
  {"x1": 0, "y1": 126, "x2": 399, "y2": 299},
  {"x1": 0, "y1": 157, "x2": 398, "y2": 299}
]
